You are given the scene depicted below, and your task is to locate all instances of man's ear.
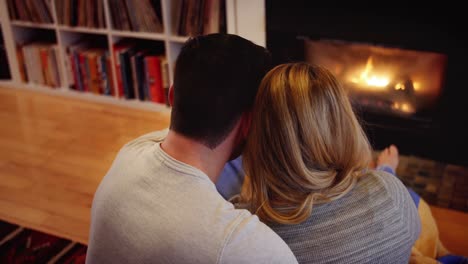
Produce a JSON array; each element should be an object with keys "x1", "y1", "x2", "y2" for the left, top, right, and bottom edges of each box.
[{"x1": 169, "y1": 85, "x2": 174, "y2": 106}]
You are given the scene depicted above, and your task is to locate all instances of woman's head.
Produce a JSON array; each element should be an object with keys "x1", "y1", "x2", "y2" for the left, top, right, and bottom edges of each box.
[{"x1": 241, "y1": 63, "x2": 372, "y2": 224}]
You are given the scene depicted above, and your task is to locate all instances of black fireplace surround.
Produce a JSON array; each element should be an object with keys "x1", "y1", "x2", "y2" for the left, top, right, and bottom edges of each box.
[{"x1": 266, "y1": 2, "x2": 468, "y2": 166}]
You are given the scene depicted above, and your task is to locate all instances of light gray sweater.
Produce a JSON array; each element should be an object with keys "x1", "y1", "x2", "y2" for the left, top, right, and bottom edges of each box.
[
  {"x1": 267, "y1": 171, "x2": 421, "y2": 264},
  {"x1": 86, "y1": 130, "x2": 298, "y2": 264}
]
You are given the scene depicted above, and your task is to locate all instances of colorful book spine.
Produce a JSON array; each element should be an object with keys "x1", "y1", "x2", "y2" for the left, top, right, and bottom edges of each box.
[{"x1": 144, "y1": 55, "x2": 164, "y2": 104}]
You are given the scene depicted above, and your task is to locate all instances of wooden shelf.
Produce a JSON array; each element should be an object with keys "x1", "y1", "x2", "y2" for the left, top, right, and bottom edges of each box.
[
  {"x1": 58, "y1": 25, "x2": 108, "y2": 35},
  {"x1": 168, "y1": 35, "x2": 190, "y2": 43},
  {"x1": 65, "y1": 89, "x2": 171, "y2": 113},
  {"x1": 0, "y1": 80, "x2": 13, "y2": 86},
  {"x1": 110, "y1": 30, "x2": 166, "y2": 41},
  {"x1": 11, "y1": 21, "x2": 56, "y2": 30},
  {"x1": 22, "y1": 82, "x2": 61, "y2": 91}
]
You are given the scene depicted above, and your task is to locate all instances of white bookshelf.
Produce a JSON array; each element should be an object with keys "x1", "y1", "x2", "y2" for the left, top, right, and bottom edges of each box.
[
  {"x1": 110, "y1": 30, "x2": 166, "y2": 41},
  {"x1": 58, "y1": 25, "x2": 109, "y2": 35},
  {"x1": 0, "y1": 0, "x2": 266, "y2": 111},
  {"x1": 11, "y1": 21, "x2": 56, "y2": 30}
]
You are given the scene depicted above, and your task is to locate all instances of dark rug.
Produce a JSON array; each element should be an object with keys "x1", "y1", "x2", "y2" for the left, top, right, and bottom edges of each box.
[
  {"x1": 0, "y1": 220, "x2": 87, "y2": 264},
  {"x1": 0, "y1": 221, "x2": 17, "y2": 240}
]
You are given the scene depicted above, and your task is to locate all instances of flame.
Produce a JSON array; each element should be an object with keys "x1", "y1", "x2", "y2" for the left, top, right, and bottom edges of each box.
[
  {"x1": 351, "y1": 57, "x2": 390, "y2": 90},
  {"x1": 395, "y1": 83, "x2": 405, "y2": 90},
  {"x1": 392, "y1": 102, "x2": 415, "y2": 113}
]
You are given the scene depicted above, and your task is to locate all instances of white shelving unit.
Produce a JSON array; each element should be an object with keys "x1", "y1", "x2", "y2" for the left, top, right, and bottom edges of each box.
[{"x1": 0, "y1": 0, "x2": 266, "y2": 111}]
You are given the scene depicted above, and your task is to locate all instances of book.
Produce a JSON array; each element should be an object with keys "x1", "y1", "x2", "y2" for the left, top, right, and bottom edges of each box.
[
  {"x1": 16, "y1": 46, "x2": 27, "y2": 82},
  {"x1": 120, "y1": 48, "x2": 136, "y2": 99},
  {"x1": 67, "y1": 42, "x2": 111, "y2": 95},
  {"x1": 9, "y1": 0, "x2": 53, "y2": 23},
  {"x1": 135, "y1": 52, "x2": 148, "y2": 101},
  {"x1": 160, "y1": 57, "x2": 170, "y2": 106},
  {"x1": 177, "y1": 0, "x2": 225, "y2": 36},
  {"x1": 57, "y1": 0, "x2": 105, "y2": 28},
  {"x1": 19, "y1": 43, "x2": 61, "y2": 88},
  {"x1": 144, "y1": 55, "x2": 164, "y2": 104},
  {"x1": 110, "y1": 0, "x2": 163, "y2": 33},
  {"x1": 113, "y1": 43, "x2": 132, "y2": 98}
]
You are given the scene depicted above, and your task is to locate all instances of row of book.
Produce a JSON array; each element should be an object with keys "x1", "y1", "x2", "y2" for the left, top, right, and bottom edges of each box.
[
  {"x1": 175, "y1": 0, "x2": 225, "y2": 36},
  {"x1": 109, "y1": 0, "x2": 163, "y2": 33},
  {"x1": 5, "y1": 0, "x2": 224, "y2": 37},
  {"x1": 14, "y1": 39, "x2": 170, "y2": 104},
  {"x1": 16, "y1": 43, "x2": 61, "y2": 88},
  {"x1": 7, "y1": 0, "x2": 53, "y2": 24},
  {"x1": 55, "y1": 0, "x2": 106, "y2": 28},
  {"x1": 113, "y1": 42, "x2": 170, "y2": 104},
  {"x1": 63, "y1": 40, "x2": 170, "y2": 104},
  {"x1": 65, "y1": 43, "x2": 113, "y2": 95}
]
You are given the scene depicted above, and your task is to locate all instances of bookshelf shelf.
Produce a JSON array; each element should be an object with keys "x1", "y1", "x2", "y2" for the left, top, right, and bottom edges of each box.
[
  {"x1": 168, "y1": 35, "x2": 190, "y2": 43},
  {"x1": 11, "y1": 21, "x2": 56, "y2": 30},
  {"x1": 58, "y1": 25, "x2": 108, "y2": 35},
  {"x1": 22, "y1": 82, "x2": 61, "y2": 91},
  {"x1": 0, "y1": 0, "x2": 263, "y2": 112},
  {"x1": 110, "y1": 30, "x2": 166, "y2": 41}
]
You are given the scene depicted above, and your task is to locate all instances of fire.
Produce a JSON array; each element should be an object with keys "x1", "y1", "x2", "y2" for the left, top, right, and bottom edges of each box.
[
  {"x1": 395, "y1": 83, "x2": 406, "y2": 90},
  {"x1": 392, "y1": 102, "x2": 415, "y2": 113},
  {"x1": 351, "y1": 57, "x2": 390, "y2": 90}
]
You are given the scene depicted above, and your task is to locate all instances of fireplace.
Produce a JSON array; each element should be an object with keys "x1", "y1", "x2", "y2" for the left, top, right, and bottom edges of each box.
[
  {"x1": 266, "y1": 3, "x2": 468, "y2": 166},
  {"x1": 304, "y1": 39, "x2": 447, "y2": 118}
]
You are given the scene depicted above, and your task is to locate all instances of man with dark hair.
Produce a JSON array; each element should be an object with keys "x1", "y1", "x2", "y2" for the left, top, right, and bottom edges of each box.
[
  {"x1": 86, "y1": 34, "x2": 298, "y2": 263},
  {"x1": 171, "y1": 34, "x2": 272, "y2": 150}
]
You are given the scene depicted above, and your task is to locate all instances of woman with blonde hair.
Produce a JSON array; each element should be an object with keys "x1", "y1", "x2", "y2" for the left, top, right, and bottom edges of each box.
[{"x1": 235, "y1": 63, "x2": 421, "y2": 263}]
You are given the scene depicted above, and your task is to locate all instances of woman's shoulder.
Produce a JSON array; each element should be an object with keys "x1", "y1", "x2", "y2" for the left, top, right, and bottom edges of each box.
[{"x1": 358, "y1": 169, "x2": 413, "y2": 207}]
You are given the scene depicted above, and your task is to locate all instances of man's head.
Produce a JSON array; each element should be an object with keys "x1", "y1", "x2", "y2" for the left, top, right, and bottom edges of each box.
[{"x1": 170, "y1": 33, "x2": 272, "y2": 150}]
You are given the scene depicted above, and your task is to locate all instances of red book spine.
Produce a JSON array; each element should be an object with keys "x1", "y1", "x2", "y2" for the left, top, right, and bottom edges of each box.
[
  {"x1": 145, "y1": 56, "x2": 164, "y2": 103},
  {"x1": 39, "y1": 48, "x2": 50, "y2": 87}
]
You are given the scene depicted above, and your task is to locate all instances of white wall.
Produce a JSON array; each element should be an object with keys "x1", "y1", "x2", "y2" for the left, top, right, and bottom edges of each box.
[{"x1": 232, "y1": 0, "x2": 266, "y2": 47}]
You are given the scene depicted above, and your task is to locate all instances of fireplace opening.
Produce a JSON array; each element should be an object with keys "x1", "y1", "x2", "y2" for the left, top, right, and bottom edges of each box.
[{"x1": 304, "y1": 39, "x2": 448, "y2": 118}]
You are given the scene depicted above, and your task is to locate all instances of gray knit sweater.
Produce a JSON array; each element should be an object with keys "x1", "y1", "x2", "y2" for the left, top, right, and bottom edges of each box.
[{"x1": 265, "y1": 171, "x2": 421, "y2": 264}]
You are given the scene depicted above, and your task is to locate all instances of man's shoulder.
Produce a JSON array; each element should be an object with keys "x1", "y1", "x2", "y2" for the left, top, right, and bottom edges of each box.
[
  {"x1": 111, "y1": 129, "x2": 169, "y2": 165},
  {"x1": 219, "y1": 210, "x2": 298, "y2": 263},
  {"x1": 122, "y1": 129, "x2": 169, "y2": 151}
]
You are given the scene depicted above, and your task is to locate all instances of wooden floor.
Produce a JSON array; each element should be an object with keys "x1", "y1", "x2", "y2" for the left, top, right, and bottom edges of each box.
[
  {"x1": 0, "y1": 87, "x2": 467, "y2": 256},
  {"x1": 0, "y1": 87, "x2": 170, "y2": 245}
]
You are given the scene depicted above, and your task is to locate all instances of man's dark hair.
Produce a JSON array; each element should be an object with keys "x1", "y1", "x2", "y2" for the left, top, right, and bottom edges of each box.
[{"x1": 170, "y1": 33, "x2": 272, "y2": 149}]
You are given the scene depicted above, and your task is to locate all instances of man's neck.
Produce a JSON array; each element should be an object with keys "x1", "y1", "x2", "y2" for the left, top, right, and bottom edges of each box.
[{"x1": 160, "y1": 130, "x2": 232, "y2": 183}]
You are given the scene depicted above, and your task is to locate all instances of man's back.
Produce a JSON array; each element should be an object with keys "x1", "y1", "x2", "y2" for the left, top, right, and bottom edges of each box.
[{"x1": 86, "y1": 130, "x2": 297, "y2": 264}]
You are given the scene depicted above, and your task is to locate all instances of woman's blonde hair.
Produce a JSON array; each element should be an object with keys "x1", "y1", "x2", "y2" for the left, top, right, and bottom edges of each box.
[{"x1": 240, "y1": 63, "x2": 372, "y2": 225}]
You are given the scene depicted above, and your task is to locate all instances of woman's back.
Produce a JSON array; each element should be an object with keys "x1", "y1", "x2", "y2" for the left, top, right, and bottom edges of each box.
[
  {"x1": 268, "y1": 170, "x2": 420, "y2": 264},
  {"x1": 239, "y1": 63, "x2": 421, "y2": 263}
]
